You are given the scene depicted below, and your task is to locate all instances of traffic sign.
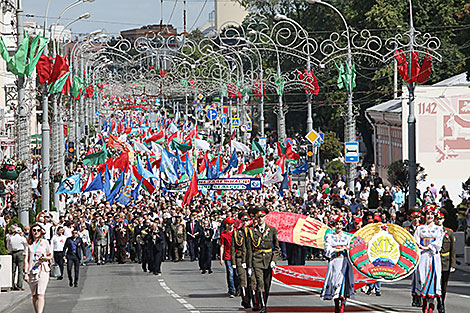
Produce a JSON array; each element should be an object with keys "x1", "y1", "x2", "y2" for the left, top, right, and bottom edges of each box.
[
  {"x1": 318, "y1": 132, "x2": 324, "y2": 144},
  {"x1": 240, "y1": 125, "x2": 247, "y2": 132},
  {"x1": 206, "y1": 108, "x2": 218, "y2": 120},
  {"x1": 197, "y1": 94, "x2": 204, "y2": 101},
  {"x1": 231, "y1": 118, "x2": 240, "y2": 128},
  {"x1": 197, "y1": 106, "x2": 202, "y2": 112},
  {"x1": 306, "y1": 130, "x2": 320, "y2": 145},
  {"x1": 221, "y1": 114, "x2": 227, "y2": 124},
  {"x1": 345, "y1": 142, "x2": 359, "y2": 163},
  {"x1": 246, "y1": 121, "x2": 252, "y2": 131}
]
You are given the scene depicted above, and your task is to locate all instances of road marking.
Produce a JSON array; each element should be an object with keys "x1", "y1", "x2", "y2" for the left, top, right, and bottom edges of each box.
[
  {"x1": 159, "y1": 279, "x2": 200, "y2": 313},
  {"x1": 272, "y1": 279, "x2": 398, "y2": 313},
  {"x1": 458, "y1": 294, "x2": 470, "y2": 299}
]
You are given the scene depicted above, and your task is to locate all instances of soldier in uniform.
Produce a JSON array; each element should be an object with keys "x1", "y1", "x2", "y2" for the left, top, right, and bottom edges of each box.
[
  {"x1": 170, "y1": 215, "x2": 186, "y2": 262},
  {"x1": 436, "y1": 210, "x2": 456, "y2": 313},
  {"x1": 405, "y1": 209, "x2": 422, "y2": 307},
  {"x1": 231, "y1": 212, "x2": 254, "y2": 309},
  {"x1": 247, "y1": 208, "x2": 280, "y2": 313}
]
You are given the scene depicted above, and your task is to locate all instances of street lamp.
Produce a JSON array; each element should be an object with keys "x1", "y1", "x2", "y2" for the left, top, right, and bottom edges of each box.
[{"x1": 307, "y1": 0, "x2": 356, "y2": 192}]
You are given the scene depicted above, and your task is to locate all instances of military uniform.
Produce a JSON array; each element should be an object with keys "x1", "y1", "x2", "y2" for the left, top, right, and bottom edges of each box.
[
  {"x1": 437, "y1": 227, "x2": 456, "y2": 313},
  {"x1": 140, "y1": 225, "x2": 154, "y2": 272},
  {"x1": 247, "y1": 219, "x2": 280, "y2": 313},
  {"x1": 170, "y1": 220, "x2": 186, "y2": 262},
  {"x1": 405, "y1": 210, "x2": 422, "y2": 308},
  {"x1": 231, "y1": 224, "x2": 256, "y2": 308}
]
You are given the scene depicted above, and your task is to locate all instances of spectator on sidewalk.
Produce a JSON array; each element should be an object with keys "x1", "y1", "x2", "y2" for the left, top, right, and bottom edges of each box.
[
  {"x1": 6, "y1": 225, "x2": 26, "y2": 290},
  {"x1": 24, "y1": 224, "x2": 53, "y2": 313},
  {"x1": 220, "y1": 217, "x2": 238, "y2": 298}
]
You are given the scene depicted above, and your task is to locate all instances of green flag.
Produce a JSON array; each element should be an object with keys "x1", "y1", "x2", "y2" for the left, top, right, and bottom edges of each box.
[
  {"x1": 336, "y1": 62, "x2": 356, "y2": 91},
  {"x1": 274, "y1": 74, "x2": 285, "y2": 96},
  {"x1": 171, "y1": 139, "x2": 192, "y2": 152},
  {"x1": 7, "y1": 35, "x2": 29, "y2": 76},
  {"x1": 71, "y1": 76, "x2": 83, "y2": 98},
  {"x1": 83, "y1": 144, "x2": 110, "y2": 165},
  {"x1": 25, "y1": 36, "x2": 48, "y2": 77},
  {"x1": 49, "y1": 72, "x2": 70, "y2": 95},
  {"x1": 251, "y1": 140, "x2": 265, "y2": 155},
  {"x1": 0, "y1": 37, "x2": 10, "y2": 63}
]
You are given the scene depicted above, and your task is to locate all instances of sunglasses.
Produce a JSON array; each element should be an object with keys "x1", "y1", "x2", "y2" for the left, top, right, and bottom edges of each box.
[{"x1": 32, "y1": 229, "x2": 42, "y2": 233}]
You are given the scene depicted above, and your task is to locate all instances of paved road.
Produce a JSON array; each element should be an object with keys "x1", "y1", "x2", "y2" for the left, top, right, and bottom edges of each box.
[{"x1": 10, "y1": 260, "x2": 470, "y2": 313}]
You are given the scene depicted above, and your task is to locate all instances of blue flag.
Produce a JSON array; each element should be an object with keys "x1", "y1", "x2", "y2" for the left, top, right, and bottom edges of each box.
[
  {"x1": 131, "y1": 178, "x2": 143, "y2": 202},
  {"x1": 137, "y1": 157, "x2": 158, "y2": 180},
  {"x1": 160, "y1": 149, "x2": 179, "y2": 183},
  {"x1": 221, "y1": 149, "x2": 238, "y2": 174},
  {"x1": 185, "y1": 156, "x2": 194, "y2": 178},
  {"x1": 108, "y1": 170, "x2": 125, "y2": 204},
  {"x1": 56, "y1": 174, "x2": 81, "y2": 194},
  {"x1": 291, "y1": 162, "x2": 308, "y2": 175},
  {"x1": 208, "y1": 157, "x2": 221, "y2": 179},
  {"x1": 104, "y1": 165, "x2": 111, "y2": 197},
  {"x1": 83, "y1": 172, "x2": 104, "y2": 193},
  {"x1": 115, "y1": 174, "x2": 132, "y2": 206},
  {"x1": 146, "y1": 155, "x2": 154, "y2": 175},
  {"x1": 279, "y1": 172, "x2": 289, "y2": 198},
  {"x1": 175, "y1": 151, "x2": 186, "y2": 175}
]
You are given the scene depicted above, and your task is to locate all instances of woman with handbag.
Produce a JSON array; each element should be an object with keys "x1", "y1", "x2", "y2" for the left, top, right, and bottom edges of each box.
[{"x1": 24, "y1": 224, "x2": 53, "y2": 313}]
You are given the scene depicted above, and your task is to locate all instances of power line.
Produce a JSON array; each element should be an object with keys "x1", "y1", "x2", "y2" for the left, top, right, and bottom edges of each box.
[{"x1": 188, "y1": 0, "x2": 208, "y2": 32}]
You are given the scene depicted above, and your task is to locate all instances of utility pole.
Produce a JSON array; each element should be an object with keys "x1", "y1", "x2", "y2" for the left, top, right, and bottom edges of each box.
[{"x1": 16, "y1": 0, "x2": 31, "y2": 225}]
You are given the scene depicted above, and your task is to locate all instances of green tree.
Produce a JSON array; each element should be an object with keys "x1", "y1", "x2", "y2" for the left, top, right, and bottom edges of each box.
[
  {"x1": 324, "y1": 160, "x2": 346, "y2": 178},
  {"x1": 387, "y1": 160, "x2": 427, "y2": 194},
  {"x1": 0, "y1": 227, "x2": 7, "y2": 255},
  {"x1": 320, "y1": 131, "x2": 342, "y2": 163}
]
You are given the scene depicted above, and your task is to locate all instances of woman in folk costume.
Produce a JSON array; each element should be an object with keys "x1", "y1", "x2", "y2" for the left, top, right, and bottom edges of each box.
[
  {"x1": 413, "y1": 204, "x2": 444, "y2": 313},
  {"x1": 321, "y1": 216, "x2": 354, "y2": 313}
]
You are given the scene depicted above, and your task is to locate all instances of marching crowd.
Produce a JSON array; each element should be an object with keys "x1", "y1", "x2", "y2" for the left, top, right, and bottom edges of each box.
[{"x1": 2, "y1": 143, "x2": 470, "y2": 313}]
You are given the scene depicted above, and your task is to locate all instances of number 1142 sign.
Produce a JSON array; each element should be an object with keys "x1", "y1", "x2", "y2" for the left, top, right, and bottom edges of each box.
[{"x1": 418, "y1": 102, "x2": 437, "y2": 115}]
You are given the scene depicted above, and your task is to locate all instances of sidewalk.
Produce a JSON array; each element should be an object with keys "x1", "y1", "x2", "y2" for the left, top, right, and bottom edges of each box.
[{"x1": 0, "y1": 289, "x2": 29, "y2": 313}]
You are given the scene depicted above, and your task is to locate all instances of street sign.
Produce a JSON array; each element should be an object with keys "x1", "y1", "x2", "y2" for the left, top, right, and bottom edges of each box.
[
  {"x1": 197, "y1": 94, "x2": 204, "y2": 101},
  {"x1": 220, "y1": 114, "x2": 227, "y2": 124},
  {"x1": 246, "y1": 121, "x2": 252, "y2": 131},
  {"x1": 258, "y1": 136, "x2": 266, "y2": 152},
  {"x1": 318, "y1": 132, "x2": 324, "y2": 144},
  {"x1": 306, "y1": 130, "x2": 320, "y2": 145},
  {"x1": 197, "y1": 106, "x2": 202, "y2": 112},
  {"x1": 206, "y1": 108, "x2": 218, "y2": 120},
  {"x1": 345, "y1": 141, "x2": 359, "y2": 163},
  {"x1": 240, "y1": 125, "x2": 247, "y2": 132},
  {"x1": 231, "y1": 118, "x2": 240, "y2": 128}
]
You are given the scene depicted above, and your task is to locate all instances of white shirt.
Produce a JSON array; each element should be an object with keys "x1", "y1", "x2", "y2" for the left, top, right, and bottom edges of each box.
[
  {"x1": 79, "y1": 229, "x2": 91, "y2": 245},
  {"x1": 32, "y1": 178, "x2": 39, "y2": 189},
  {"x1": 51, "y1": 234, "x2": 67, "y2": 252},
  {"x1": 63, "y1": 226, "x2": 73, "y2": 238},
  {"x1": 7, "y1": 233, "x2": 26, "y2": 252}
]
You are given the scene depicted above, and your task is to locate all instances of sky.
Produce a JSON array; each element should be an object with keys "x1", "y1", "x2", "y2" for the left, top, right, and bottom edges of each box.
[{"x1": 22, "y1": 0, "x2": 215, "y2": 36}]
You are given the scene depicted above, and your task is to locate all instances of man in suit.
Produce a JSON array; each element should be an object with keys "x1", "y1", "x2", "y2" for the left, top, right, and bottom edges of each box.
[
  {"x1": 186, "y1": 212, "x2": 202, "y2": 262},
  {"x1": 436, "y1": 210, "x2": 456, "y2": 313},
  {"x1": 63, "y1": 229, "x2": 87, "y2": 287},
  {"x1": 247, "y1": 208, "x2": 280, "y2": 313},
  {"x1": 93, "y1": 218, "x2": 110, "y2": 265}
]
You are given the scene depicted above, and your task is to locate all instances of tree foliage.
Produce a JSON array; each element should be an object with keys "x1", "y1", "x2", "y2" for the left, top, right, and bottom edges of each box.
[
  {"x1": 387, "y1": 160, "x2": 427, "y2": 194},
  {"x1": 235, "y1": 0, "x2": 470, "y2": 162},
  {"x1": 325, "y1": 159, "x2": 346, "y2": 178},
  {"x1": 320, "y1": 131, "x2": 342, "y2": 163}
]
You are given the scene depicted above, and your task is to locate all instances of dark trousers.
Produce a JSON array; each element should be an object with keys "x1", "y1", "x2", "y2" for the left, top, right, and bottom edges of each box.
[
  {"x1": 441, "y1": 270, "x2": 450, "y2": 302},
  {"x1": 152, "y1": 245, "x2": 163, "y2": 273},
  {"x1": 53, "y1": 251, "x2": 65, "y2": 278},
  {"x1": 254, "y1": 267, "x2": 273, "y2": 293},
  {"x1": 116, "y1": 245, "x2": 127, "y2": 263},
  {"x1": 142, "y1": 245, "x2": 154, "y2": 272},
  {"x1": 66, "y1": 254, "x2": 80, "y2": 284},
  {"x1": 199, "y1": 244, "x2": 212, "y2": 271},
  {"x1": 187, "y1": 238, "x2": 198, "y2": 261}
]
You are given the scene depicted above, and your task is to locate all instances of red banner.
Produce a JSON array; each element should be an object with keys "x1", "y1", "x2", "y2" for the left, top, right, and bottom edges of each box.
[{"x1": 273, "y1": 265, "x2": 376, "y2": 290}]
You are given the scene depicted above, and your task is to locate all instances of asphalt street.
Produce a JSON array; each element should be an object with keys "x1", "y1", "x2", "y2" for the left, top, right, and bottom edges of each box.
[{"x1": 9, "y1": 260, "x2": 470, "y2": 313}]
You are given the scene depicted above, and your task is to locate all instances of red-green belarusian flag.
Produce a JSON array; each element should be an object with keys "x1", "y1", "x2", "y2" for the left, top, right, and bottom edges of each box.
[{"x1": 243, "y1": 157, "x2": 264, "y2": 175}]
